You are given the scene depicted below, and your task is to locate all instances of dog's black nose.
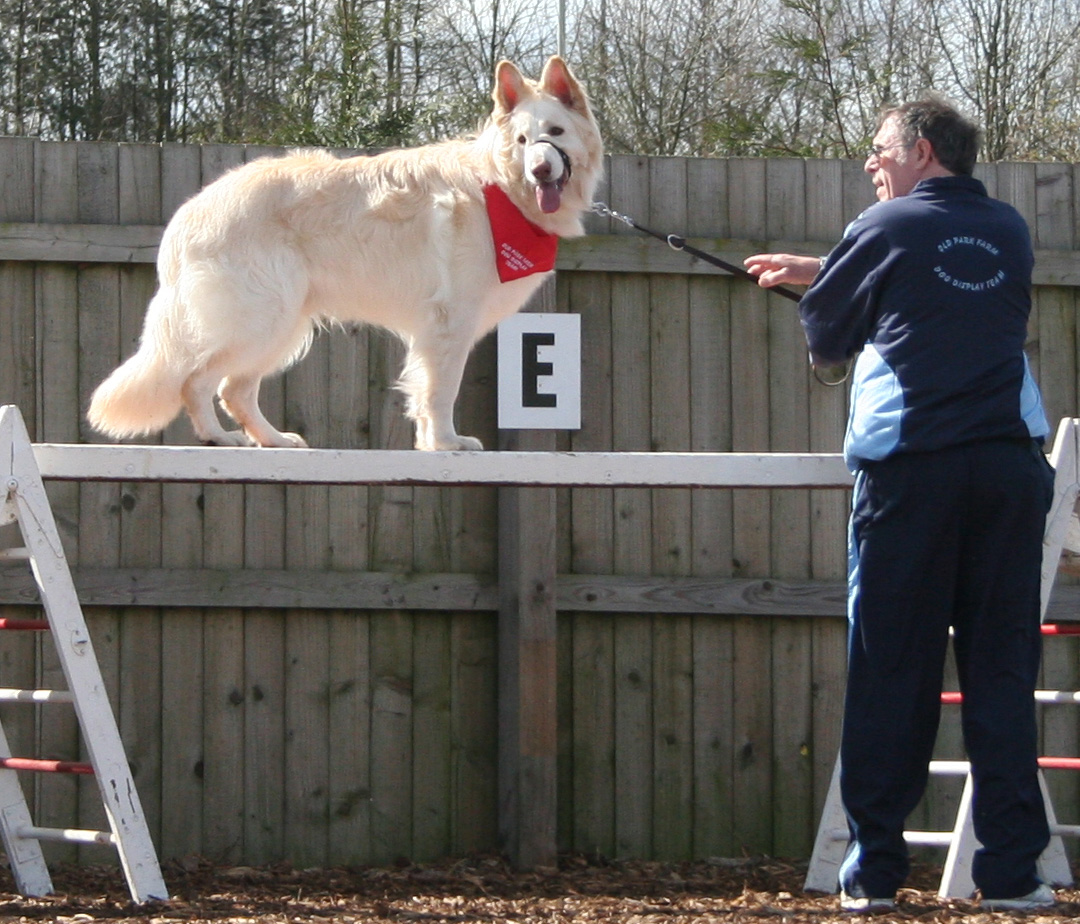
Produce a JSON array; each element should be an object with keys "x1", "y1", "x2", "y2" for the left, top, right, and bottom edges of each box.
[{"x1": 531, "y1": 160, "x2": 553, "y2": 181}]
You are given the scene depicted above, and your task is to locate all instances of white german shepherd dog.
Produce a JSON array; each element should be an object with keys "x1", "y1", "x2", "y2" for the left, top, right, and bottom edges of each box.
[{"x1": 88, "y1": 56, "x2": 602, "y2": 450}]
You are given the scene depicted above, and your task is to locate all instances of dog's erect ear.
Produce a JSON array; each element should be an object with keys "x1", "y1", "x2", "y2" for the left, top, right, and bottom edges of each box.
[
  {"x1": 540, "y1": 56, "x2": 588, "y2": 114},
  {"x1": 493, "y1": 60, "x2": 527, "y2": 113}
]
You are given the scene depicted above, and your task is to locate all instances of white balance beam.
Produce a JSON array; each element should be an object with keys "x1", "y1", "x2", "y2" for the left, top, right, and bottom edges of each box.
[{"x1": 30, "y1": 443, "x2": 854, "y2": 489}]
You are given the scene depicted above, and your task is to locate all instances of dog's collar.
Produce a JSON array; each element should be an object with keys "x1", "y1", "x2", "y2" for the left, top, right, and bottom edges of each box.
[{"x1": 483, "y1": 184, "x2": 559, "y2": 283}]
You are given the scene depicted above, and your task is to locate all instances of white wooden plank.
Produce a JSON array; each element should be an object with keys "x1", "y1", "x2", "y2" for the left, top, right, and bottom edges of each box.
[{"x1": 28, "y1": 442, "x2": 853, "y2": 488}]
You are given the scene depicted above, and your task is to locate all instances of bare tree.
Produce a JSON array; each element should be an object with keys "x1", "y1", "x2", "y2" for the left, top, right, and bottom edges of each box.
[
  {"x1": 574, "y1": 0, "x2": 767, "y2": 155},
  {"x1": 931, "y1": 0, "x2": 1080, "y2": 159}
]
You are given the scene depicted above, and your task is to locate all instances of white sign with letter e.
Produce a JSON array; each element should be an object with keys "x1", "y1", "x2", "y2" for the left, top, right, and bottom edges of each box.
[{"x1": 497, "y1": 313, "x2": 581, "y2": 430}]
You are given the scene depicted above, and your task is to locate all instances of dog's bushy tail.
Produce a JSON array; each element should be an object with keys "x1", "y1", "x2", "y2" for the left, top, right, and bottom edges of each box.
[
  {"x1": 87, "y1": 291, "x2": 189, "y2": 438},
  {"x1": 88, "y1": 344, "x2": 186, "y2": 438}
]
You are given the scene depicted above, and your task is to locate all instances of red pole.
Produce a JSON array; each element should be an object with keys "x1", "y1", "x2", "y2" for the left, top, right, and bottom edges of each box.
[{"x1": 0, "y1": 757, "x2": 94, "y2": 774}]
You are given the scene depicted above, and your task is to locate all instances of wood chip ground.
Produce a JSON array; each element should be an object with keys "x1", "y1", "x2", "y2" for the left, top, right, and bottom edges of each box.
[{"x1": 0, "y1": 855, "x2": 1077, "y2": 923}]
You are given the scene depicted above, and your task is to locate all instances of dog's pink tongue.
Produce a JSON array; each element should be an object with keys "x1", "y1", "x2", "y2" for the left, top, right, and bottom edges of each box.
[{"x1": 537, "y1": 183, "x2": 562, "y2": 214}]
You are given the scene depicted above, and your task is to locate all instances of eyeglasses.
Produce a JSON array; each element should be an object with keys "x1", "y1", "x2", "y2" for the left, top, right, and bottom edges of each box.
[{"x1": 866, "y1": 142, "x2": 913, "y2": 161}]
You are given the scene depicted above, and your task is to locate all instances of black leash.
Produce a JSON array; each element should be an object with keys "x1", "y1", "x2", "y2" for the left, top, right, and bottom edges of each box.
[
  {"x1": 591, "y1": 201, "x2": 852, "y2": 385},
  {"x1": 591, "y1": 202, "x2": 803, "y2": 303}
]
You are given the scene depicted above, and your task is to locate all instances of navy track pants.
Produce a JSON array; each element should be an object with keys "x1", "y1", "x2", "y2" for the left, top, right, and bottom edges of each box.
[{"x1": 839, "y1": 438, "x2": 1054, "y2": 900}]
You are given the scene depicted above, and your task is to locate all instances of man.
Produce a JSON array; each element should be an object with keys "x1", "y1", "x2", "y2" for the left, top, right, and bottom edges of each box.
[{"x1": 745, "y1": 96, "x2": 1056, "y2": 912}]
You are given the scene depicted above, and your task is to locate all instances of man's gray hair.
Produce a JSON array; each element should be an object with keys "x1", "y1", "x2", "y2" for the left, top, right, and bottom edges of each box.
[{"x1": 882, "y1": 94, "x2": 982, "y2": 175}]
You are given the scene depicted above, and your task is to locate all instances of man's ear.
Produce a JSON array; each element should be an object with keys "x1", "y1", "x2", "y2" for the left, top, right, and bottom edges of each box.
[{"x1": 913, "y1": 136, "x2": 936, "y2": 168}]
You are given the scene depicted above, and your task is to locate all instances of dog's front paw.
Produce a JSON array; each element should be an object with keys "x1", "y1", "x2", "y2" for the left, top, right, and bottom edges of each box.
[
  {"x1": 203, "y1": 430, "x2": 254, "y2": 447},
  {"x1": 248, "y1": 430, "x2": 308, "y2": 448},
  {"x1": 453, "y1": 435, "x2": 484, "y2": 451},
  {"x1": 422, "y1": 434, "x2": 484, "y2": 451}
]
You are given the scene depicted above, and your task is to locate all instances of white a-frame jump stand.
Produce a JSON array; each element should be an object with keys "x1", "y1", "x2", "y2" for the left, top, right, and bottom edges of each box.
[{"x1": 0, "y1": 406, "x2": 167, "y2": 902}]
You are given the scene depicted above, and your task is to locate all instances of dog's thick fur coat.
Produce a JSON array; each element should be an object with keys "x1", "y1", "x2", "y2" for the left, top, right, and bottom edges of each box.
[{"x1": 88, "y1": 57, "x2": 602, "y2": 449}]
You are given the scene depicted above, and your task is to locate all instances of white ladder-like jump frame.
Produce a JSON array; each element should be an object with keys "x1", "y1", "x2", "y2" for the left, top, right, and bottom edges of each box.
[{"x1": 0, "y1": 406, "x2": 169, "y2": 902}]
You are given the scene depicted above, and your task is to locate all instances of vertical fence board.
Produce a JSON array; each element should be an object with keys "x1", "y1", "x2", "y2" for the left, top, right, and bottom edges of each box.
[
  {"x1": 328, "y1": 611, "x2": 372, "y2": 863},
  {"x1": 195, "y1": 143, "x2": 248, "y2": 866},
  {"x1": 571, "y1": 612, "x2": 615, "y2": 857},
  {"x1": 200, "y1": 591, "x2": 245, "y2": 864},
  {"x1": 569, "y1": 183, "x2": 617, "y2": 861},
  {"x1": 411, "y1": 217, "x2": 463, "y2": 857},
  {"x1": 285, "y1": 612, "x2": 331, "y2": 866},
  {"x1": 0, "y1": 138, "x2": 36, "y2": 423},
  {"x1": 732, "y1": 616, "x2": 774, "y2": 853},
  {"x1": 449, "y1": 613, "x2": 497, "y2": 856},
  {"x1": 1033, "y1": 163, "x2": 1080, "y2": 824},
  {"x1": 240, "y1": 146, "x2": 290, "y2": 865},
  {"x1": 158, "y1": 142, "x2": 207, "y2": 861},
  {"x1": 727, "y1": 159, "x2": 771, "y2": 577},
  {"x1": 686, "y1": 157, "x2": 737, "y2": 858},
  {"x1": 0, "y1": 138, "x2": 38, "y2": 841},
  {"x1": 116, "y1": 143, "x2": 164, "y2": 852},
  {"x1": 609, "y1": 155, "x2": 653, "y2": 571},
  {"x1": 238, "y1": 144, "x2": 292, "y2": 866},
  {"x1": 604, "y1": 154, "x2": 654, "y2": 859},
  {"x1": 242, "y1": 609, "x2": 285, "y2": 864},
  {"x1": 413, "y1": 616, "x2": 452, "y2": 861},
  {"x1": 687, "y1": 158, "x2": 734, "y2": 571},
  {"x1": 691, "y1": 614, "x2": 736, "y2": 856},
  {"x1": 647, "y1": 157, "x2": 694, "y2": 859},
  {"x1": 452, "y1": 334, "x2": 499, "y2": 573},
  {"x1": 565, "y1": 268, "x2": 614, "y2": 853},
  {"x1": 370, "y1": 612, "x2": 414, "y2": 863},
  {"x1": 804, "y1": 159, "x2": 849, "y2": 826},
  {"x1": 368, "y1": 326, "x2": 415, "y2": 863},
  {"x1": 413, "y1": 432, "x2": 453, "y2": 862},
  {"x1": 73, "y1": 141, "x2": 124, "y2": 856},
  {"x1": 765, "y1": 160, "x2": 814, "y2": 856},
  {"x1": 726, "y1": 159, "x2": 774, "y2": 854},
  {"x1": 322, "y1": 319, "x2": 373, "y2": 862},
  {"x1": 556, "y1": 184, "x2": 609, "y2": 852},
  {"x1": 283, "y1": 328, "x2": 333, "y2": 867}
]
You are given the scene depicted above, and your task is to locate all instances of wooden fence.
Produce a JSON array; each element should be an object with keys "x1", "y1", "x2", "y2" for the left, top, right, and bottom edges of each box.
[{"x1": 0, "y1": 137, "x2": 1079, "y2": 869}]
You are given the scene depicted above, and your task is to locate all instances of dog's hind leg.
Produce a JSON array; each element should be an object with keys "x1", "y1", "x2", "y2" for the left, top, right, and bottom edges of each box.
[
  {"x1": 219, "y1": 374, "x2": 308, "y2": 448},
  {"x1": 400, "y1": 337, "x2": 482, "y2": 451},
  {"x1": 180, "y1": 364, "x2": 251, "y2": 446}
]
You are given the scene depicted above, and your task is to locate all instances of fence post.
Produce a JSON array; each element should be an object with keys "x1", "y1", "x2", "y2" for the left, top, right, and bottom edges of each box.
[{"x1": 497, "y1": 279, "x2": 559, "y2": 869}]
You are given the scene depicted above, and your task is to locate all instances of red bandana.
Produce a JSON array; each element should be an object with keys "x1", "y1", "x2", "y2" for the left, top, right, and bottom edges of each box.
[{"x1": 483, "y1": 184, "x2": 559, "y2": 283}]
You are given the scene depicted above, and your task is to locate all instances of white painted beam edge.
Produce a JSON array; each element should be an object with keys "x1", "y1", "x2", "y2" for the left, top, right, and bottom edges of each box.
[{"x1": 30, "y1": 444, "x2": 854, "y2": 488}]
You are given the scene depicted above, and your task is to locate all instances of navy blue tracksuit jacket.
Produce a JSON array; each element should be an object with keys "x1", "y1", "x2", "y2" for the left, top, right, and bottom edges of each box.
[{"x1": 800, "y1": 174, "x2": 1049, "y2": 468}]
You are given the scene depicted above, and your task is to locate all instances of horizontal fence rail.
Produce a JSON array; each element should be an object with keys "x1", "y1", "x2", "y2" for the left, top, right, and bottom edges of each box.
[{"x1": 3, "y1": 224, "x2": 1080, "y2": 288}]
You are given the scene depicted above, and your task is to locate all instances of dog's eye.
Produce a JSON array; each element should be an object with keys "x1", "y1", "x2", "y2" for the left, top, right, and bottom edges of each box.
[
  {"x1": 549, "y1": 126, "x2": 565, "y2": 137},
  {"x1": 517, "y1": 135, "x2": 526, "y2": 144}
]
